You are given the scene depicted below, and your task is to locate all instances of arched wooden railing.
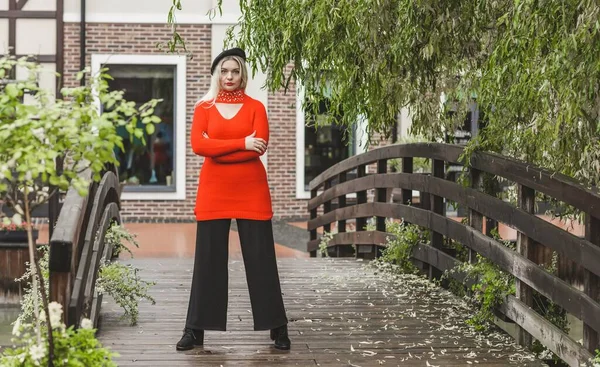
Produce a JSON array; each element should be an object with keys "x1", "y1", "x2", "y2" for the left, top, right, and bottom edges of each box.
[
  {"x1": 49, "y1": 164, "x2": 121, "y2": 328},
  {"x1": 307, "y1": 143, "x2": 600, "y2": 367}
]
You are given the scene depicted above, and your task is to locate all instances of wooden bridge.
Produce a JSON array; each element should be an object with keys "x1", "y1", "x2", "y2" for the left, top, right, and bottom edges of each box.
[
  {"x1": 3, "y1": 143, "x2": 599, "y2": 366},
  {"x1": 96, "y1": 257, "x2": 543, "y2": 366},
  {"x1": 304, "y1": 143, "x2": 600, "y2": 366}
]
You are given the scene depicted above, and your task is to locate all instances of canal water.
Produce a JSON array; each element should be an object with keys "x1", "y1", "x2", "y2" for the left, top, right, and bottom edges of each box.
[{"x1": 0, "y1": 306, "x2": 20, "y2": 346}]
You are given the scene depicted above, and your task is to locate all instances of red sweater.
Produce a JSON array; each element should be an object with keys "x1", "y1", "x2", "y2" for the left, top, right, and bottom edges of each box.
[{"x1": 191, "y1": 94, "x2": 273, "y2": 221}]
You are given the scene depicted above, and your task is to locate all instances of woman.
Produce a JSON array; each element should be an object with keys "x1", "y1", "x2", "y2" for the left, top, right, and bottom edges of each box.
[{"x1": 176, "y1": 48, "x2": 290, "y2": 351}]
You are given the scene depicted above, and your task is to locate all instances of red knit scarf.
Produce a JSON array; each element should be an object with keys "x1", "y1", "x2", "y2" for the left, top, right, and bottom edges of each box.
[{"x1": 215, "y1": 89, "x2": 245, "y2": 103}]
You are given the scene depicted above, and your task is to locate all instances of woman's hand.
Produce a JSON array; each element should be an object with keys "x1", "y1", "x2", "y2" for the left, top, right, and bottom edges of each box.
[{"x1": 244, "y1": 131, "x2": 267, "y2": 154}]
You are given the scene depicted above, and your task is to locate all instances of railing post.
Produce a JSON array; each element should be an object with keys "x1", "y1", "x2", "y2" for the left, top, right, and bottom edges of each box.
[
  {"x1": 584, "y1": 214, "x2": 600, "y2": 353},
  {"x1": 376, "y1": 159, "x2": 388, "y2": 233},
  {"x1": 49, "y1": 241, "x2": 72, "y2": 323},
  {"x1": 401, "y1": 157, "x2": 413, "y2": 206},
  {"x1": 429, "y1": 159, "x2": 445, "y2": 280},
  {"x1": 323, "y1": 179, "x2": 332, "y2": 235},
  {"x1": 355, "y1": 165, "x2": 369, "y2": 258},
  {"x1": 515, "y1": 184, "x2": 535, "y2": 348},
  {"x1": 322, "y1": 179, "x2": 334, "y2": 257},
  {"x1": 484, "y1": 174, "x2": 499, "y2": 236},
  {"x1": 403, "y1": 157, "x2": 425, "y2": 271},
  {"x1": 48, "y1": 156, "x2": 63, "y2": 240},
  {"x1": 309, "y1": 188, "x2": 318, "y2": 257},
  {"x1": 468, "y1": 169, "x2": 483, "y2": 263},
  {"x1": 419, "y1": 190, "x2": 431, "y2": 211},
  {"x1": 336, "y1": 172, "x2": 347, "y2": 257},
  {"x1": 373, "y1": 159, "x2": 388, "y2": 258}
]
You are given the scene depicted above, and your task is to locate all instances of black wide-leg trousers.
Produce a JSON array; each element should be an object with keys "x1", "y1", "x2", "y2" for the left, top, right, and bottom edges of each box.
[{"x1": 185, "y1": 219, "x2": 288, "y2": 331}]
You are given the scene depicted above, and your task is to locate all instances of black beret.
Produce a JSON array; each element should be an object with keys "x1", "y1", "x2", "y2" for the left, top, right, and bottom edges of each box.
[{"x1": 211, "y1": 47, "x2": 246, "y2": 75}]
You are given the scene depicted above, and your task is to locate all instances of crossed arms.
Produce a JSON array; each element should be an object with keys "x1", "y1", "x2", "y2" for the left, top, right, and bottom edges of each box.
[{"x1": 190, "y1": 103, "x2": 269, "y2": 163}]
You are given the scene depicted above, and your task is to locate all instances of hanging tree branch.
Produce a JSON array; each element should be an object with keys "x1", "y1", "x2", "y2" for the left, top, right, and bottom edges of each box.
[{"x1": 166, "y1": 0, "x2": 600, "y2": 188}]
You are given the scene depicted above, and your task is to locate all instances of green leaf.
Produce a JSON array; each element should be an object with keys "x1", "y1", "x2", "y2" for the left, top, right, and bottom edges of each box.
[
  {"x1": 49, "y1": 175, "x2": 59, "y2": 186},
  {"x1": 145, "y1": 123, "x2": 155, "y2": 135},
  {"x1": 5, "y1": 84, "x2": 19, "y2": 98}
]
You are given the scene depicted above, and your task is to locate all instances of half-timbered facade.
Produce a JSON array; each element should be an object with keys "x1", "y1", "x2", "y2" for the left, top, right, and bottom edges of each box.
[{"x1": 1, "y1": 0, "x2": 407, "y2": 222}]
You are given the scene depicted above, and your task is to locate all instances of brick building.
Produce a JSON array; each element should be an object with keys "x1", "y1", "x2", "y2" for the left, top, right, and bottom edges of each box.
[{"x1": 1, "y1": 0, "x2": 411, "y2": 222}]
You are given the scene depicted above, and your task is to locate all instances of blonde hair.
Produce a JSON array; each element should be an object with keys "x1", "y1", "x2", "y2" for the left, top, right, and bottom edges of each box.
[{"x1": 196, "y1": 55, "x2": 248, "y2": 107}]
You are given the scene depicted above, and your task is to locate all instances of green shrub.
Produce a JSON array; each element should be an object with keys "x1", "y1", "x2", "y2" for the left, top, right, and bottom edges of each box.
[
  {"x1": 96, "y1": 263, "x2": 156, "y2": 326},
  {"x1": 0, "y1": 302, "x2": 117, "y2": 366},
  {"x1": 318, "y1": 231, "x2": 336, "y2": 257},
  {"x1": 105, "y1": 221, "x2": 139, "y2": 259},
  {"x1": 379, "y1": 220, "x2": 428, "y2": 274}
]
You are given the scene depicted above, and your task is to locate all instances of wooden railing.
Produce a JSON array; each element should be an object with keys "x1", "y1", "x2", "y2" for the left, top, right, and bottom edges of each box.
[
  {"x1": 307, "y1": 143, "x2": 600, "y2": 366},
  {"x1": 49, "y1": 164, "x2": 121, "y2": 328}
]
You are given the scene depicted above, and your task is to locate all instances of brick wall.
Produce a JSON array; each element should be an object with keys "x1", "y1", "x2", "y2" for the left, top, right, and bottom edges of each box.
[
  {"x1": 267, "y1": 71, "x2": 309, "y2": 219},
  {"x1": 63, "y1": 22, "x2": 393, "y2": 222},
  {"x1": 65, "y1": 22, "x2": 211, "y2": 222},
  {"x1": 63, "y1": 22, "x2": 312, "y2": 222}
]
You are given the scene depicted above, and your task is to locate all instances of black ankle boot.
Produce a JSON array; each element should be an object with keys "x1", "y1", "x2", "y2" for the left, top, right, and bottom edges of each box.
[
  {"x1": 270, "y1": 324, "x2": 291, "y2": 350},
  {"x1": 176, "y1": 328, "x2": 204, "y2": 351}
]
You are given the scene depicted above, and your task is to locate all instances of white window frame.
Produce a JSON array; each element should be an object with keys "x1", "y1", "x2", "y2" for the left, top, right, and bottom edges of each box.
[
  {"x1": 91, "y1": 54, "x2": 187, "y2": 201},
  {"x1": 295, "y1": 83, "x2": 367, "y2": 199}
]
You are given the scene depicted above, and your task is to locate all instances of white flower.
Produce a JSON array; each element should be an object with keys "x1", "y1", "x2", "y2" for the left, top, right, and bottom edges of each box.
[
  {"x1": 38, "y1": 310, "x2": 46, "y2": 322},
  {"x1": 11, "y1": 319, "x2": 21, "y2": 337},
  {"x1": 11, "y1": 213, "x2": 22, "y2": 226},
  {"x1": 80, "y1": 318, "x2": 94, "y2": 330},
  {"x1": 29, "y1": 343, "x2": 46, "y2": 366},
  {"x1": 48, "y1": 302, "x2": 63, "y2": 326}
]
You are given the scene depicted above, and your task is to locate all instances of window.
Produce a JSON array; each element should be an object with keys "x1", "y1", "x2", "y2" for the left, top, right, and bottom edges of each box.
[
  {"x1": 445, "y1": 100, "x2": 486, "y2": 216},
  {"x1": 107, "y1": 64, "x2": 175, "y2": 191},
  {"x1": 91, "y1": 54, "x2": 186, "y2": 200},
  {"x1": 303, "y1": 100, "x2": 356, "y2": 191}
]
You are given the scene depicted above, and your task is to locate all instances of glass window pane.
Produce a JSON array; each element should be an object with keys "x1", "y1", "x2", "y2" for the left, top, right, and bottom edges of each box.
[
  {"x1": 104, "y1": 64, "x2": 176, "y2": 191},
  {"x1": 304, "y1": 99, "x2": 355, "y2": 190}
]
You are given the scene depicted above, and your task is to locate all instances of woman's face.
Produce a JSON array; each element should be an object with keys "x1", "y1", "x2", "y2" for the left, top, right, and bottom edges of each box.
[{"x1": 219, "y1": 59, "x2": 242, "y2": 92}]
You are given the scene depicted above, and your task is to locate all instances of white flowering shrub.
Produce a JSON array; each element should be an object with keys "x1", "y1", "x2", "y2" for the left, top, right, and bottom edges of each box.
[
  {"x1": 104, "y1": 221, "x2": 139, "y2": 259},
  {"x1": 14, "y1": 246, "x2": 49, "y2": 324},
  {"x1": 0, "y1": 302, "x2": 117, "y2": 366},
  {"x1": 96, "y1": 262, "x2": 156, "y2": 326},
  {"x1": 0, "y1": 54, "x2": 162, "y2": 363}
]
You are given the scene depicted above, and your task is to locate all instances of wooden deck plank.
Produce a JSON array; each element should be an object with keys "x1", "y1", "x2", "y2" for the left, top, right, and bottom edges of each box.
[{"x1": 97, "y1": 258, "x2": 544, "y2": 366}]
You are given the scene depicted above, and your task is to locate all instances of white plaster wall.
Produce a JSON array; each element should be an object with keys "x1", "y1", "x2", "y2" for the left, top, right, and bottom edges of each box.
[
  {"x1": 0, "y1": 19, "x2": 8, "y2": 54},
  {"x1": 16, "y1": 62, "x2": 56, "y2": 99},
  {"x1": 65, "y1": 0, "x2": 211, "y2": 16},
  {"x1": 398, "y1": 107, "x2": 413, "y2": 139},
  {"x1": 22, "y1": 0, "x2": 56, "y2": 11},
  {"x1": 63, "y1": 0, "x2": 231, "y2": 23},
  {"x1": 215, "y1": 0, "x2": 241, "y2": 15},
  {"x1": 15, "y1": 19, "x2": 56, "y2": 55}
]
